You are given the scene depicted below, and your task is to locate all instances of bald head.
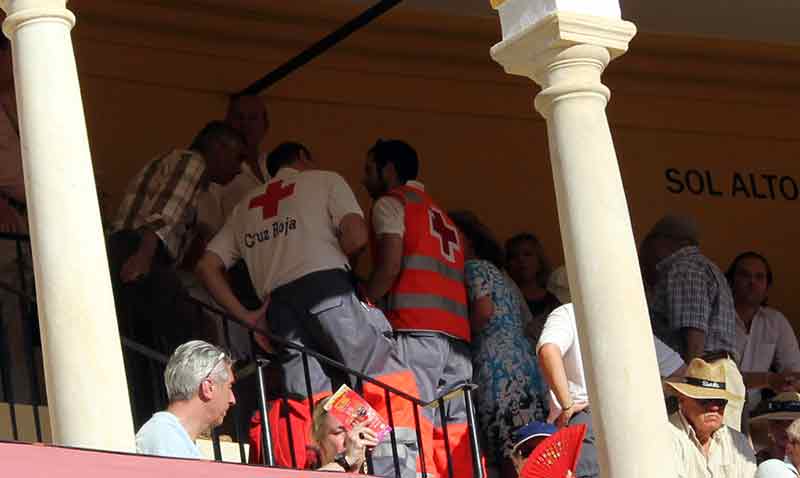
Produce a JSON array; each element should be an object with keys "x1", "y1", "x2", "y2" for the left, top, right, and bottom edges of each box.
[{"x1": 226, "y1": 94, "x2": 269, "y2": 151}]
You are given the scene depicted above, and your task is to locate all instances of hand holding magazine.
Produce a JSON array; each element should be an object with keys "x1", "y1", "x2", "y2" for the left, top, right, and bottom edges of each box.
[{"x1": 324, "y1": 384, "x2": 392, "y2": 442}]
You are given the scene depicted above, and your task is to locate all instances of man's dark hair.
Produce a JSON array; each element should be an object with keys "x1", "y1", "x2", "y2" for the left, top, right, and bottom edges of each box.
[
  {"x1": 726, "y1": 251, "x2": 773, "y2": 297},
  {"x1": 449, "y1": 210, "x2": 504, "y2": 269},
  {"x1": 368, "y1": 139, "x2": 419, "y2": 184},
  {"x1": 267, "y1": 141, "x2": 311, "y2": 177},
  {"x1": 505, "y1": 232, "x2": 553, "y2": 288},
  {"x1": 190, "y1": 120, "x2": 244, "y2": 154}
]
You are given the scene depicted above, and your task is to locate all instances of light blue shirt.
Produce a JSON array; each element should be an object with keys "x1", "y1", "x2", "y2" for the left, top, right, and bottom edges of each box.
[
  {"x1": 756, "y1": 458, "x2": 799, "y2": 478},
  {"x1": 135, "y1": 411, "x2": 202, "y2": 459}
]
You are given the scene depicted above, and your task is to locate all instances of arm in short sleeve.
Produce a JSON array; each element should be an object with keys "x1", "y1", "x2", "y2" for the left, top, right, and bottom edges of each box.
[
  {"x1": 537, "y1": 304, "x2": 576, "y2": 356},
  {"x1": 371, "y1": 196, "x2": 405, "y2": 236},
  {"x1": 140, "y1": 154, "x2": 205, "y2": 245},
  {"x1": 327, "y1": 173, "x2": 363, "y2": 227}
]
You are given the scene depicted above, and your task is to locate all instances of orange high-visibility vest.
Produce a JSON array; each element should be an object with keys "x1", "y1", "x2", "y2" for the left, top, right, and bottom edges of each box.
[{"x1": 383, "y1": 184, "x2": 470, "y2": 342}]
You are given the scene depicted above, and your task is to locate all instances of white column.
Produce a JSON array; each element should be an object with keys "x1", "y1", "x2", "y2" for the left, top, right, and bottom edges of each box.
[
  {"x1": 1, "y1": 0, "x2": 135, "y2": 452},
  {"x1": 491, "y1": 2, "x2": 677, "y2": 477}
]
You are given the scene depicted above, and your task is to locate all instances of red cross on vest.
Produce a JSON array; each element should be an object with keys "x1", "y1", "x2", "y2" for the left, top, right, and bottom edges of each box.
[
  {"x1": 429, "y1": 207, "x2": 459, "y2": 262},
  {"x1": 249, "y1": 180, "x2": 295, "y2": 220}
]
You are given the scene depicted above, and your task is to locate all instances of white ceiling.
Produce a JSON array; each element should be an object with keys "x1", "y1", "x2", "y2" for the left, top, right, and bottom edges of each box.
[{"x1": 349, "y1": 0, "x2": 800, "y2": 45}]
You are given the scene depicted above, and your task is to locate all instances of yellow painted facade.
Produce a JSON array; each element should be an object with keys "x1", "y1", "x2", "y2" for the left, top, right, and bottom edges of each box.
[{"x1": 71, "y1": 1, "x2": 800, "y2": 328}]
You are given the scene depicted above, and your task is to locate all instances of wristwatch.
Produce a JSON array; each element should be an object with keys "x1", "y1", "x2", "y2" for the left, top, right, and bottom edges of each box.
[{"x1": 334, "y1": 452, "x2": 353, "y2": 471}]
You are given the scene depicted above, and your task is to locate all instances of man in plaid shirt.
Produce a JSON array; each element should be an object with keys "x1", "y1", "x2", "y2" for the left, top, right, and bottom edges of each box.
[
  {"x1": 643, "y1": 214, "x2": 745, "y2": 432},
  {"x1": 108, "y1": 120, "x2": 242, "y2": 426}
]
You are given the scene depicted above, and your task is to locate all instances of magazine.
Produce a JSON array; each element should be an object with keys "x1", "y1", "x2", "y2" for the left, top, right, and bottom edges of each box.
[{"x1": 324, "y1": 384, "x2": 392, "y2": 442}]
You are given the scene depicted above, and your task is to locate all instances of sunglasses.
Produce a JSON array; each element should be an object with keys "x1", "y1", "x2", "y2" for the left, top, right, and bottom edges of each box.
[{"x1": 696, "y1": 398, "x2": 728, "y2": 409}]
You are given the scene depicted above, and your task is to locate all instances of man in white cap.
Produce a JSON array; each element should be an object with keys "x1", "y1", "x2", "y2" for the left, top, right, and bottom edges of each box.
[{"x1": 666, "y1": 358, "x2": 756, "y2": 477}]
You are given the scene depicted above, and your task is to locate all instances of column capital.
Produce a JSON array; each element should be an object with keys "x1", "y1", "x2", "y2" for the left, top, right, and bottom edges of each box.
[
  {"x1": 1, "y1": 0, "x2": 74, "y2": 40},
  {"x1": 490, "y1": 11, "x2": 636, "y2": 83}
]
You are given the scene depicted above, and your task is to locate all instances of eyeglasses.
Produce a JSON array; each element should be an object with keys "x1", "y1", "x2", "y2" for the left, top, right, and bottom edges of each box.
[{"x1": 696, "y1": 398, "x2": 728, "y2": 409}]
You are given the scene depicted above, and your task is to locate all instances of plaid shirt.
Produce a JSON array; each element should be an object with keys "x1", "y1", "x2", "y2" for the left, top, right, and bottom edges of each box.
[
  {"x1": 650, "y1": 246, "x2": 737, "y2": 360},
  {"x1": 111, "y1": 149, "x2": 206, "y2": 262}
]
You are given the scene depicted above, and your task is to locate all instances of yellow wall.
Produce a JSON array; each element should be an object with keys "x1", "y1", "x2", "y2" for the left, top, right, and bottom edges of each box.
[{"x1": 69, "y1": 1, "x2": 800, "y2": 328}]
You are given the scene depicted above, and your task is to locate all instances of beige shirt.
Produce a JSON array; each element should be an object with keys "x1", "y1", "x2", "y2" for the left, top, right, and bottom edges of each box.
[{"x1": 669, "y1": 411, "x2": 756, "y2": 478}]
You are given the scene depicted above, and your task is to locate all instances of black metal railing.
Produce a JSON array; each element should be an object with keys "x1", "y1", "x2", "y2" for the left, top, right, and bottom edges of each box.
[{"x1": 0, "y1": 233, "x2": 484, "y2": 477}]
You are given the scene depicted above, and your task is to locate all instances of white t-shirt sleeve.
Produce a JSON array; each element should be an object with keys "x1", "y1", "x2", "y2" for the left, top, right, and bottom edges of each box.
[
  {"x1": 537, "y1": 304, "x2": 576, "y2": 356},
  {"x1": 327, "y1": 173, "x2": 363, "y2": 227},
  {"x1": 654, "y1": 336, "x2": 685, "y2": 377},
  {"x1": 371, "y1": 196, "x2": 405, "y2": 236},
  {"x1": 206, "y1": 206, "x2": 242, "y2": 269}
]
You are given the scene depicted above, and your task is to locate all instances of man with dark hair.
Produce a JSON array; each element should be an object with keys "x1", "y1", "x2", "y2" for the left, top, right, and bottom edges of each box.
[
  {"x1": 645, "y1": 214, "x2": 745, "y2": 431},
  {"x1": 727, "y1": 251, "x2": 800, "y2": 419},
  {"x1": 363, "y1": 139, "x2": 474, "y2": 478},
  {"x1": 197, "y1": 141, "x2": 418, "y2": 477},
  {"x1": 266, "y1": 141, "x2": 311, "y2": 178},
  {"x1": 108, "y1": 120, "x2": 242, "y2": 426},
  {"x1": 198, "y1": 94, "x2": 271, "y2": 234}
]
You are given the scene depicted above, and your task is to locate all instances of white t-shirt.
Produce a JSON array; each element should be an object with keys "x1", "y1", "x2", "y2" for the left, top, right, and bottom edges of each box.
[
  {"x1": 207, "y1": 167, "x2": 362, "y2": 297},
  {"x1": 135, "y1": 411, "x2": 202, "y2": 459},
  {"x1": 371, "y1": 180, "x2": 426, "y2": 237},
  {"x1": 537, "y1": 303, "x2": 685, "y2": 415}
]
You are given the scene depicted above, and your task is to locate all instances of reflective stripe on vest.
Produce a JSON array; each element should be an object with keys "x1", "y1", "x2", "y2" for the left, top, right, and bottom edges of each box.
[
  {"x1": 403, "y1": 255, "x2": 464, "y2": 283},
  {"x1": 384, "y1": 184, "x2": 470, "y2": 342},
  {"x1": 389, "y1": 293, "x2": 469, "y2": 319}
]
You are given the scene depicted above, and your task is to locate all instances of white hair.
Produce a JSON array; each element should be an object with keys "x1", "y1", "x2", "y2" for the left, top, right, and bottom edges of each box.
[
  {"x1": 164, "y1": 340, "x2": 232, "y2": 403},
  {"x1": 787, "y1": 418, "x2": 800, "y2": 443}
]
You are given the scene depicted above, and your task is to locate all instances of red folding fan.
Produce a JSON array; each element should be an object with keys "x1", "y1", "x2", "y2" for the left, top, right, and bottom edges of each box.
[{"x1": 520, "y1": 423, "x2": 587, "y2": 478}]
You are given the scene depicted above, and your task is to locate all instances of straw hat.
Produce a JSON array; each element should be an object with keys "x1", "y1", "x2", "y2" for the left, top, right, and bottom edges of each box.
[
  {"x1": 751, "y1": 392, "x2": 800, "y2": 422},
  {"x1": 664, "y1": 358, "x2": 739, "y2": 402}
]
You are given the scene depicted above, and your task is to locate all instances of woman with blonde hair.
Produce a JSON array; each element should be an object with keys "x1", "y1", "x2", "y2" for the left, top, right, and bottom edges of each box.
[{"x1": 309, "y1": 396, "x2": 378, "y2": 473}]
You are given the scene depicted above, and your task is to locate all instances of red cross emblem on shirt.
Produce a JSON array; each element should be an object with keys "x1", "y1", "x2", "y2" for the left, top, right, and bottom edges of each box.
[
  {"x1": 429, "y1": 208, "x2": 460, "y2": 262},
  {"x1": 249, "y1": 180, "x2": 295, "y2": 220}
]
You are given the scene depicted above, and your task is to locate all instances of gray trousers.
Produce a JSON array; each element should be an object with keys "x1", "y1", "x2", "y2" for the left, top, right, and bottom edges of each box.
[
  {"x1": 269, "y1": 269, "x2": 418, "y2": 478},
  {"x1": 570, "y1": 410, "x2": 599, "y2": 478}
]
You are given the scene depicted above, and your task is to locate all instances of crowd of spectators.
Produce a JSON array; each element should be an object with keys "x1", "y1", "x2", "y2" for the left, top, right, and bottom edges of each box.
[{"x1": 1, "y1": 68, "x2": 799, "y2": 477}]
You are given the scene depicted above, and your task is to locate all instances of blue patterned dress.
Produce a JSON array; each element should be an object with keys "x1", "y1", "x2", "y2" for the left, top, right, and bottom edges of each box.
[{"x1": 465, "y1": 259, "x2": 549, "y2": 465}]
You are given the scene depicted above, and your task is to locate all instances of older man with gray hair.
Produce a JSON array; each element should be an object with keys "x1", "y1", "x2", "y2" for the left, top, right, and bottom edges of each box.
[{"x1": 135, "y1": 340, "x2": 236, "y2": 459}]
